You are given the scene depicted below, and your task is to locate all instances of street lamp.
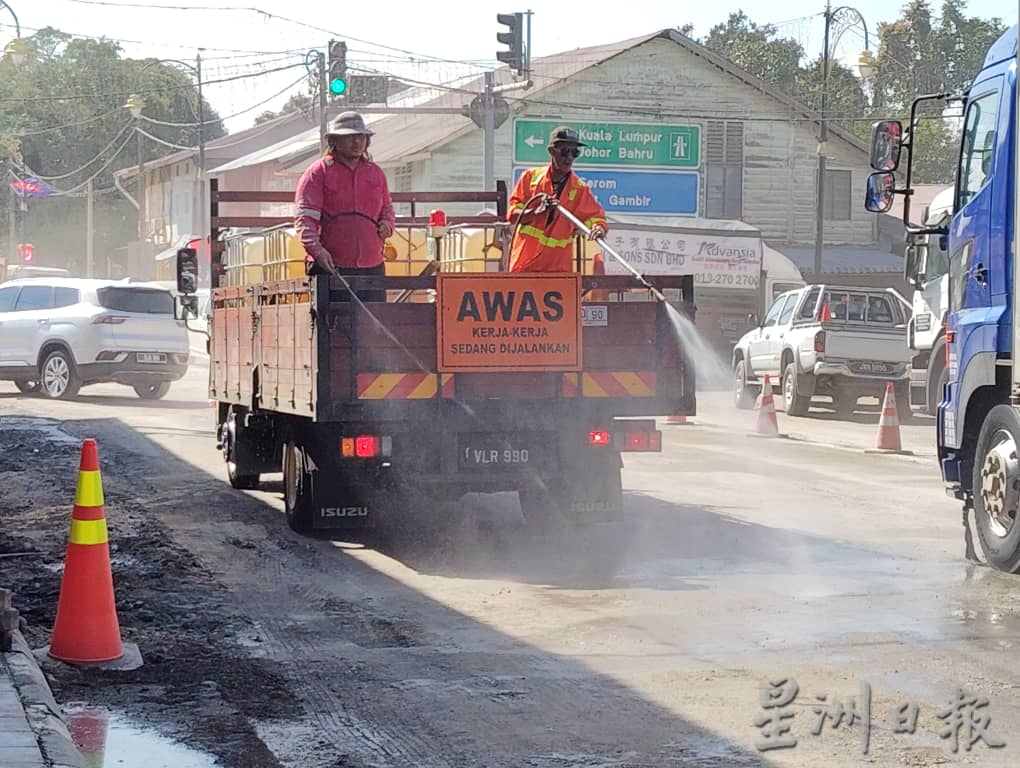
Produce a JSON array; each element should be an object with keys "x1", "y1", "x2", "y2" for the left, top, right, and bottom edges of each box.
[{"x1": 814, "y1": 1, "x2": 874, "y2": 279}]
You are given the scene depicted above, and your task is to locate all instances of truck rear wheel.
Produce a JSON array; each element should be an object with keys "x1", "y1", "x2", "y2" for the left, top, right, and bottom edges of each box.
[
  {"x1": 283, "y1": 441, "x2": 314, "y2": 534},
  {"x1": 972, "y1": 405, "x2": 1020, "y2": 573},
  {"x1": 223, "y1": 409, "x2": 260, "y2": 490},
  {"x1": 782, "y1": 364, "x2": 811, "y2": 417}
]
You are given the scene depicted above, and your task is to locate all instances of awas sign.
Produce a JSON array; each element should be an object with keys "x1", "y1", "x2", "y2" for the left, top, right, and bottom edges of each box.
[
  {"x1": 602, "y1": 229, "x2": 763, "y2": 290},
  {"x1": 437, "y1": 274, "x2": 582, "y2": 372}
]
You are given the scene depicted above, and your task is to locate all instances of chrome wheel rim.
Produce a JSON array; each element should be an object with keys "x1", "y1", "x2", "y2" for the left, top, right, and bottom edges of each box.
[
  {"x1": 784, "y1": 371, "x2": 793, "y2": 408},
  {"x1": 43, "y1": 356, "x2": 69, "y2": 397},
  {"x1": 981, "y1": 429, "x2": 1020, "y2": 539}
]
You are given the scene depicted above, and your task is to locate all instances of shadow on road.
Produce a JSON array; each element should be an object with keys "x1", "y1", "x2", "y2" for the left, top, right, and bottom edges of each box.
[{"x1": 0, "y1": 415, "x2": 782, "y2": 768}]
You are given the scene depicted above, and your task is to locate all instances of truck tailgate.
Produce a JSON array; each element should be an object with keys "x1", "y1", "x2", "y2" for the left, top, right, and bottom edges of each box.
[{"x1": 821, "y1": 324, "x2": 910, "y2": 364}]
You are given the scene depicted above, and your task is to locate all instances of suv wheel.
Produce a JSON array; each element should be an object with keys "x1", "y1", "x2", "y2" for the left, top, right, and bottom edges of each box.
[
  {"x1": 133, "y1": 381, "x2": 172, "y2": 400},
  {"x1": 40, "y1": 349, "x2": 81, "y2": 399}
]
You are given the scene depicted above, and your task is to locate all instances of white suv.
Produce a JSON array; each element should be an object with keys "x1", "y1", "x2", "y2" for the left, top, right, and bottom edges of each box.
[{"x1": 0, "y1": 278, "x2": 189, "y2": 399}]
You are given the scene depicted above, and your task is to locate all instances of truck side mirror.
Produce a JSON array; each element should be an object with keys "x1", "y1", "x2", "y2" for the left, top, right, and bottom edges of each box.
[
  {"x1": 869, "y1": 120, "x2": 902, "y2": 172},
  {"x1": 865, "y1": 172, "x2": 896, "y2": 213},
  {"x1": 176, "y1": 247, "x2": 199, "y2": 295},
  {"x1": 176, "y1": 294, "x2": 199, "y2": 321}
]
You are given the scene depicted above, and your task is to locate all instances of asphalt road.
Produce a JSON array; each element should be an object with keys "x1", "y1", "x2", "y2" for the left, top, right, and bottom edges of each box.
[{"x1": 3, "y1": 360, "x2": 1018, "y2": 768}]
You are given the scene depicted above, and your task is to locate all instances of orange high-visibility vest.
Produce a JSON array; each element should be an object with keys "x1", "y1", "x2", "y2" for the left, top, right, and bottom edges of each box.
[{"x1": 507, "y1": 166, "x2": 608, "y2": 273}]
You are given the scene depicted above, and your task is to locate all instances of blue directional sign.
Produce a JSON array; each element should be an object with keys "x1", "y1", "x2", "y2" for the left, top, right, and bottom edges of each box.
[{"x1": 513, "y1": 167, "x2": 699, "y2": 216}]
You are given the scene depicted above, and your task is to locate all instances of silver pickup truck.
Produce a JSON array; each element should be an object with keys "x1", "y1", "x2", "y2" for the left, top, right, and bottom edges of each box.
[{"x1": 732, "y1": 284, "x2": 913, "y2": 417}]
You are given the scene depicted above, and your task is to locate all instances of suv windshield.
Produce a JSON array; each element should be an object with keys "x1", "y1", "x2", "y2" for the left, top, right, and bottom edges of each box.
[{"x1": 96, "y1": 286, "x2": 173, "y2": 314}]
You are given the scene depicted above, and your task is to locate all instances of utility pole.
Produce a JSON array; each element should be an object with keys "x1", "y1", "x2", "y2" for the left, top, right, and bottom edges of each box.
[
  {"x1": 85, "y1": 177, "x2": 94, "y2": 278},
  {"x1": 137, "y1": 125, "x2": 145, "y2": 243},
  {"x1": 318, "y1": 50, "x2": 328, "y2": 153},
  {"x1": 814, "y1": 0, "x2": 832, "y2": 280},
  {"x1": 196, "y1": 51, "x2": 207, "y2": 246},
  {"x1": 7, "y1": 160, "x2": 16, "y2": 266},
  {"x1": 483, "y1": 72, "x2": 495, "y2": 192}
]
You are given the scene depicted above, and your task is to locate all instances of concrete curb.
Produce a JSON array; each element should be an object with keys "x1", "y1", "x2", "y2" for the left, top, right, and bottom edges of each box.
[{"x1": 5, "y1": 630, "x2": 86, "y2": 768}]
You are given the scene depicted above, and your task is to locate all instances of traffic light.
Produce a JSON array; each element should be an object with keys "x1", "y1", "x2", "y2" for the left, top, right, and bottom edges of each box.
[
  {"x1": 496, "y1": 13, "x2": 524, "y2": 74},
  {"x1": 328, "y1": 40, "x2": 348, "y2": 96},
  {"x1": 17, "y1": 243, "x2": 33, "y2": 264}
]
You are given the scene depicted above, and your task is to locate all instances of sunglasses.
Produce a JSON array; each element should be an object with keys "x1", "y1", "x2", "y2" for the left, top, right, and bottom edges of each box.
[{"x1": 553, "y1": 146, "x2": 581, "y2": 158}]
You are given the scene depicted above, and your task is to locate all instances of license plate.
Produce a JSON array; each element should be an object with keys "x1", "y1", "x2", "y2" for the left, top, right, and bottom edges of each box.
[
  {"x1": 458, "y1": 433, "x2": 555, "y2": 470},
  {"x1": 137, "y1": 353, "x2": 167, "y2": 364},
  {"x1": 852, "y1": 361, "x2": 893, "y2": 374},
  {"x1": 582, "y1": 305, "x2": 608, "y2": 326}
]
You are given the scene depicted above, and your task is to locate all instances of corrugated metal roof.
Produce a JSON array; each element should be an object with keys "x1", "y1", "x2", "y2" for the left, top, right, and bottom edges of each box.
[
  {"x1": 777, "y1": 244, "x2": 903, "y2": 274},
  {"x1": 221, "y1": 28, "x2": 866, "y2": 176}
]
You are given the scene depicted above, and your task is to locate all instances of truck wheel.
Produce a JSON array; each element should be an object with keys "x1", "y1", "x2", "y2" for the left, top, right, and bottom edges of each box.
[
  {"x1": 894, "y1": 381, "x2": 914, "y2": 424},
  {"x1": 973, "y1": 405, "x2": 1020, "y2": 573},
  {"x1": 223, "y1": 410, "x2": 260, "y2": 490},
  {"x1": 283, "y1": 441, "x2": 314, "y2": 534},
  {"x1": 926, "y1": 352, "x2": 948, "y2": 417},
  {"x1": 133, "y1": 381, "x2": 171, "y2": 400},
  {"x1": 40, "y1": 349, "x2": 81, "y2": 399},
  {"x1": 782, "y1": 364, "x2": 811, "y2": 417},
  {"x1": 733, "y1": 359, "x2": 756, "y2": 410}
]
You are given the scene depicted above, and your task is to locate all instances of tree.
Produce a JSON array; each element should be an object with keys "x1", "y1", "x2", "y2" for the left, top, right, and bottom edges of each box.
[
  {"x1": 0, "y1": 28, "x2": 226, "y2": 273},
  {"x1": 254, "y1": 91, "x2": 314, "y2": 125},
  {"x1": 703, "y1": 11, "x2": 804, "y2": 88}
]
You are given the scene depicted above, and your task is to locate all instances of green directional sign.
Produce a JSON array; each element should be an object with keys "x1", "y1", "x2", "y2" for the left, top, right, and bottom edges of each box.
[{"x1": 513, "y1": 119, "x2": 700, "y2": 169}]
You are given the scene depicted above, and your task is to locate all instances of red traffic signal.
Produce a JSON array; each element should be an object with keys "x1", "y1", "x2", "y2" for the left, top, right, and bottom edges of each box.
[{"x1": 17, "y1": 243, "x2": 34, "y2": 263}]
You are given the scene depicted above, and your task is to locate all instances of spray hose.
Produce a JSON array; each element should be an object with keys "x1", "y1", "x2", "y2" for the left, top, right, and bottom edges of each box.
[{"x1": 509, "y1": 193, "x2": 669, "y2": 304}]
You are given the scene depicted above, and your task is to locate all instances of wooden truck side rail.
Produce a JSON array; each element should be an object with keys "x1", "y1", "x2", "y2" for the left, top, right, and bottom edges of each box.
[{"x1": 211, "y1": 274, "x2": 694, "y2": 421}]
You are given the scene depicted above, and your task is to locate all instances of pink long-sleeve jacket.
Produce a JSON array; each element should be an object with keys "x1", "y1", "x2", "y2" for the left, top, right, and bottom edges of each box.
[{"x1": 294, "y1": 156, "x2": 396, "y2": 269}]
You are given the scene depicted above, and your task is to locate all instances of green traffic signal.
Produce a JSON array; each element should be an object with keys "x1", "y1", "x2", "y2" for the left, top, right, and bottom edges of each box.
[{"x1": 330, "y1": 78, "x2": 347, "y2": 95}]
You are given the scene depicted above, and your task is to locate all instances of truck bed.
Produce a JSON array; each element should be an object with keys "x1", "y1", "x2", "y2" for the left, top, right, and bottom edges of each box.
[{"x1": 209, "y1": 275, "x2": 693, "y2": 422}]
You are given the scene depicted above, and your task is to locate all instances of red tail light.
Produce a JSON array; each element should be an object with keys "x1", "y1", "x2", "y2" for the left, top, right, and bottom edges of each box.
[
  {"x1": 945, "y1": 330, "x2": 955, "y2": 366},
  {"x1": 814, "y1": 331, "x2": 826, "y2": 353},
  {"x1": 589, "y1": 430, "x2": 611, "y2": 445},
  {"x1": 625, "y1": 432, "x2": 649, "y2": 451},
  {"x1": 355, "y1": 436, "x2": 379, "y2": 458}
]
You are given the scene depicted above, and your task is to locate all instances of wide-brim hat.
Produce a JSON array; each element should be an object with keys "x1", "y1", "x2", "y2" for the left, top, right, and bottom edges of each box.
[
  {"x1": 548, "y1": 126, "x2": 587, "y2": 147},
  {"x1": 326, "y1": 111, "x2": 374, "y2": 137}
]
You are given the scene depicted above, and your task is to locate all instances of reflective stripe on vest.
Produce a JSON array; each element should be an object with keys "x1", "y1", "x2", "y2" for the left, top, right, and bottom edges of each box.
[{"x1": 517, "y1": 224, "x2": 575, "y2": 249}]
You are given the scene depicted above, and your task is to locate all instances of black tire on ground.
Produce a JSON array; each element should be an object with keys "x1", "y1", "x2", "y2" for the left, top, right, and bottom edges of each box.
[
  {"x1": 133, "y1": 381, "x2": 172, "y2": 400},
  {"x1": 894, "y1": 381, "x2": 914, "y2": 424},
  {"x1": 733, "y1": 358, "x2": 756, "y2": 410},
  {"x1": 283, "y1": 441, "x2": 314, "y2": 534},
  {"x1": 972, "y1": 405, "x2": 1020, "y2": 573},
  {"x1": 39, "y1": 349, "x2": 81, "y2": 399},
  {"x1": 782, "y1": 363, "x2": 811, "y2": 417},
  {"x1": 14, "y1": 380, "x2": 40, "y2": 394},
  {"x1": 926, "y1": 350, "x2": 948, "y2": 417},
  {"x1": 224, "y1": 409, "x2": 260, "y2": 490}
]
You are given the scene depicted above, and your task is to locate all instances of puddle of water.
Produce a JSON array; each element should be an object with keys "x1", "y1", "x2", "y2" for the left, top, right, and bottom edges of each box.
[{"x1": 65, "y1": 704, "x2": 220, "y2": 768}]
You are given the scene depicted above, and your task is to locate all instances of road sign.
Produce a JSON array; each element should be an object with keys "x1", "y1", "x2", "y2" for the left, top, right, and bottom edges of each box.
[
  {"x1": 513, "y1": 167, "x2": 699, "y2": 216},
  {"x1": 513, "y1": 119, "x2": 700, "y2": 169}
]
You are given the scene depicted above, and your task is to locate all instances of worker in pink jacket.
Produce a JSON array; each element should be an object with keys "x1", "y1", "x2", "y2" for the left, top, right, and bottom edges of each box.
[{"x1": 294, "y1": 111, "x2": 396, "y2": 302}]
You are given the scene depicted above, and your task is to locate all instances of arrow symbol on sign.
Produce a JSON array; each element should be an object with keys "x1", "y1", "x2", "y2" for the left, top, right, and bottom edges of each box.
[{"x1": 524, "y1": 135, "x2": 543, "y2": 148}]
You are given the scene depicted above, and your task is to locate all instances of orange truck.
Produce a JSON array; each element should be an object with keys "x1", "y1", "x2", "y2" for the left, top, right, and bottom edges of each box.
[{"x1": 178, "y1": 180, "x2": 695, "y2": 533}]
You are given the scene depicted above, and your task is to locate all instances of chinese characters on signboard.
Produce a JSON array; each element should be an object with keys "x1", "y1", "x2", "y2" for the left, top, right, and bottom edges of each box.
[
  {"x1": 601, "y1": 228, "x2": 762, "y2": 290},
  {"x1": 755, "y1": 677, "x2": 1005, "y2": 755}
]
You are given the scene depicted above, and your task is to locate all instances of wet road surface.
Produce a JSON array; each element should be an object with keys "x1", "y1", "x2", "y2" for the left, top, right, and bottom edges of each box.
[{"x1": 2, "y1": 366, "x2": 1017, "y2": 768}]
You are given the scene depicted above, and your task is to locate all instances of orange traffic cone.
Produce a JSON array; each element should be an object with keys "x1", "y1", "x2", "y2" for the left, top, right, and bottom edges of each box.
[
  {"x1": 820, "y1": 303, "x2": 833, "y2": 322},
  {"x1": 874, "y1": 382, "x2": 904, "y2": 452},
  {"x1": 49, "y1": 440, "x2": 124, "y2": 664},
  {"x1": 753, "y1": 375, "x2": 779, "y2": 436}
]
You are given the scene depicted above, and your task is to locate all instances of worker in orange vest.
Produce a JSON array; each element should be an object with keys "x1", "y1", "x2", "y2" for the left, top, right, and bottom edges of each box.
[{"x1": 507, "y1": 126, "x2": 608, "y2": 273}]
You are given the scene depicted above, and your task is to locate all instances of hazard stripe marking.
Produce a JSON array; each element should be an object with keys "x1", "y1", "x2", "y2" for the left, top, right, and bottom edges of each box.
[
  {"x1": 358, "y1": 373, "x2": 446, "y2": 400},
  {"x1": 75, "y1": 470, "x2": 104, "y2": 507},
  {"x1": 441, "y1": 373, "x2": 455, "y2": 398},
  {"x1": 581, "y1": 372, "x2": 656, "y2": 398},
  {"x1": 562, "y1": 373, "x2": 579, "y2": 397},
  {"x1": 69, "y1": 518, "x2": 108, "y2": 546}
]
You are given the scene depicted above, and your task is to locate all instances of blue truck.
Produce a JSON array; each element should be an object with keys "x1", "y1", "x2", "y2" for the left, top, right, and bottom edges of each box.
[{"x1": 865, "y1": 25, "x2": 1018, "y2": 571}]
